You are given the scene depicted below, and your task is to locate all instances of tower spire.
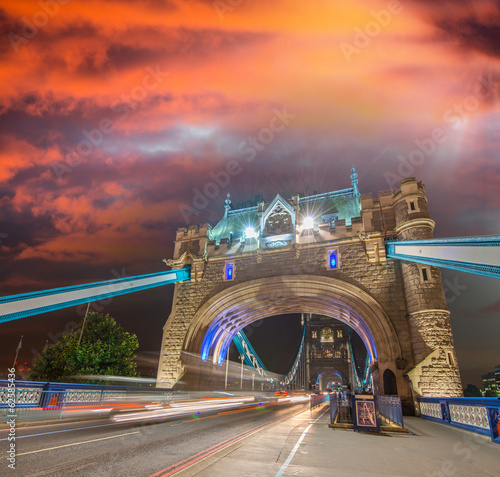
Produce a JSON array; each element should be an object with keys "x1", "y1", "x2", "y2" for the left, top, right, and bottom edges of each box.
[
  {"x1": 350, "y1": 167, "x2": 359, "y2": 196},
  {"x1": 224, "y1": 193, "x2": 231, "y2": 217}
]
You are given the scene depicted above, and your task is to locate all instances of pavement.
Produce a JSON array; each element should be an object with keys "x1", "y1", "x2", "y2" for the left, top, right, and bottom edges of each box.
[{"x1": 182, "y1": 405, "x2": 500, "y2": 477}]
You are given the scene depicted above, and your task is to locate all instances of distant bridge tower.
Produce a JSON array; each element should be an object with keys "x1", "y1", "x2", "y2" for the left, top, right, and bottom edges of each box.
[{"x1": 158, "y1": 172, "x2": 463, "y2": 410}]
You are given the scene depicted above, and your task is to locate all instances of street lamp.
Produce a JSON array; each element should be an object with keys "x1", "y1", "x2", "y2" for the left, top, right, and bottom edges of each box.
[{"x1": 239, "y1": 354, "x2": 244, "y2": 389}]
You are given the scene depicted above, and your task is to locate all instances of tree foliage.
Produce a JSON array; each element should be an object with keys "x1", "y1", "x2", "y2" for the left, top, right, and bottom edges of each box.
[
  {"x1": 29, "y1": 313, "x2": 139, "y2": 382},
  {"x1": 463, "y1": 384, "x2": 483, "y2": 397},
  {"x1": 483, "y1": 389, "x2": 499, "y2": 398}
]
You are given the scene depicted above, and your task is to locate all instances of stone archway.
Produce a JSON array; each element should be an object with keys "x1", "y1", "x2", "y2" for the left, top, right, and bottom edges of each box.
[
  {"x1": 179, "y1": 275, "x2": 403, "y2": 396},
  {"x1": 316, "y1": 371, "x2": 344, "y2": 392}
]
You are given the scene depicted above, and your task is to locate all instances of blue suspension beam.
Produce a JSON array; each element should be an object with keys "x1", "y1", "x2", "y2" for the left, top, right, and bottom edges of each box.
[
  {"x1": 0, "y1": 268, "x2": 190, "y2": 324},
  {"x1": 281, "y1": 324, "x2": 306, "y2": 386},
  {"x1": 233, "y1": 330, "x2": 268, "y2": 377},
  {"x1": 386, "y1": 235, "x2": 500, "y2": 279}
]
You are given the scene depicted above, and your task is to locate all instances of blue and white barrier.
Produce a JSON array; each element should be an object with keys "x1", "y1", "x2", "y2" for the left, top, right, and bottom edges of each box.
[{"x1": 418, "y1": 397, "x2": 500, "y2": 445}]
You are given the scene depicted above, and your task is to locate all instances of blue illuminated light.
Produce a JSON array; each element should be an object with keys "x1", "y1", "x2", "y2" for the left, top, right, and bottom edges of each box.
[
  {"x1": 225, "y1": 262, "x2": 234, "y2": 280},
  {"x1": 329, "y1": 250, "x2": 338, "y2": 269},
  {"x1": 201, "y1": 325, "x2": 218, "y2": 361}
]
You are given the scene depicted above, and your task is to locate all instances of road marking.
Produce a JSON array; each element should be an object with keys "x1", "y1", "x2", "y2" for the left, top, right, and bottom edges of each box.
[
  {"x1": 150, "y1": 413, "x2": 296, "y2": 477},
  {"x1": 17, "y1": 431, "x2": 140, "y2": 456},
  {"x1": 275, "y1": 409, "x2": 328, "y2": 477},
  {"x1": 0, "y1": 421, "x2": 126, "y2": 441}
]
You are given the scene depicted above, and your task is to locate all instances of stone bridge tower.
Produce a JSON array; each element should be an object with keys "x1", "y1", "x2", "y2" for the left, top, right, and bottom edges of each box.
[{"x1": 158, "y1": 171, "x2": 463, "y2": 408}]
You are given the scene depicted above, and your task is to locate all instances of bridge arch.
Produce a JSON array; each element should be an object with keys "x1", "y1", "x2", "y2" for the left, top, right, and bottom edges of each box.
[
  {"x1": 182, "y1": 275, "x2": 403, "y2": 391},
  {"x1": 316, "y1": 371, "x2": 345, "y2": 391}
]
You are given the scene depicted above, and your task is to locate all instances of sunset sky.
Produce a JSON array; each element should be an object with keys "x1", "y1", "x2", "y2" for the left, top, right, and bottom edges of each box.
[{"x1": 0, "y1": 0, "x2": 499, "y2": 386}]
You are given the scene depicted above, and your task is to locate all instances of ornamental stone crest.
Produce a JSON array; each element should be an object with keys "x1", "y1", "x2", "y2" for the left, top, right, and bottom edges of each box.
[{"x1": 264, "y1": 205, "x2": 293, "y2": 236}]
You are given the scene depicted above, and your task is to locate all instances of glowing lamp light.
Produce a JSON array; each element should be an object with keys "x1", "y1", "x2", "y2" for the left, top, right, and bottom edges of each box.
[
  {"x1": 303, "y1": 216, "x2": 314, "y2": 229},
  {"x1": 329, "y1": 250, "x2": 338, "y2": 269},
  {"x1": 245, "y1": 227, "x2": 257, "y2": 238},
  {"x1": 225, "y1": 262, "x2": 234, "y2": 280}
]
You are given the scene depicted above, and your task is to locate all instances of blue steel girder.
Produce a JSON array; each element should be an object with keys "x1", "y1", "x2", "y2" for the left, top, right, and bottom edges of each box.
[
  {"x1": 0, "y1": 268, "x2": 190, "y2": 324},
  {"x1": 281, "y1": 324, "x2": 306, "y2": 386},
  {"x1": 233, "y1": 330, "x2": 268, "y2": 377},
  {"x1": 386, "y1": 235, "x2": 500, "y2": 279}
]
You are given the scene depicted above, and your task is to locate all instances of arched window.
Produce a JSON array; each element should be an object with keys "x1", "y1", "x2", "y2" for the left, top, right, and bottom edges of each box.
[{"x1": 383, "y1": 369, "x2": 398, "y2": 395}]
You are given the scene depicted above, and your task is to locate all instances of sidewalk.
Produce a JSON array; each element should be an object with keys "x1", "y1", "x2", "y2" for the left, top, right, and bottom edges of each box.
[{"x1": 185, "y1": 406, "x2": 500, "y2": 476}]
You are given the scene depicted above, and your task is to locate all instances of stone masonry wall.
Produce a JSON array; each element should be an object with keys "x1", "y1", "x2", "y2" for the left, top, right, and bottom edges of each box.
[{"x1": 158, "y1": 240, "x2": 413, "y2": 391}]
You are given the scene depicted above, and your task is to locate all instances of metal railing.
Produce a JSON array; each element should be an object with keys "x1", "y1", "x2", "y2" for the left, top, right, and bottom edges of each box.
[
  {"x1": 329, "y1": 394, "x2": 404, "y2": 429},
  {"x1": 330, "y1": 395, "x2": 352, "y2": 424},
  {"x1": 377, "y1": 395, "x2": 404, "y2": 428},
  {"x1": 418, "y1": 397, "x2": 500, "y2": 445},
  {"x1": 310, "y1": 392, "x2": 329, "y2": 411},
  {"x1": 0, "y1": 380, "x2": 173, "y2": 422}
]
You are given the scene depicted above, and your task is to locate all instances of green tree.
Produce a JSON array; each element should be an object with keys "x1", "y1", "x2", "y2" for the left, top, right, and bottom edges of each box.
[
  {"x1": 463, "y1": 384, "x2": 482, "y2": 397},
  {"x1": 483, "y1": 389, "x2": 499, "y2": 397},
  {"x1": 30, "y1": 313, "x2": 139, "y2": 382}
]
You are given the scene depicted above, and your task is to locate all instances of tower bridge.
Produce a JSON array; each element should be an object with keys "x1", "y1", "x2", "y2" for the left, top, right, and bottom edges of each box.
[
  {"x1": 158, "y1": 172, "x2": 464, "y2": 410},
  {"x1": 1, "y1": 171, "x2": 499, "y2": 415}
]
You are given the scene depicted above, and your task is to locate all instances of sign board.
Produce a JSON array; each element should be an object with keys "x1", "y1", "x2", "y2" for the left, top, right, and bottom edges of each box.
[{"x1": 352, "y1": 395, "x2": 380, "y2": 432}]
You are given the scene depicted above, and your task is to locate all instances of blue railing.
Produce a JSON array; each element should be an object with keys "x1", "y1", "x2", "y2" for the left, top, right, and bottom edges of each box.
[
  {"x1": 418, "y1": 397, "x2": 500, "y2": 444},
  {"x1": 0, "y1": 380, "x2": 172, "y2": 421},
  {"x1": 377, "y1": 395, "x2": 404, "y2": 428}
]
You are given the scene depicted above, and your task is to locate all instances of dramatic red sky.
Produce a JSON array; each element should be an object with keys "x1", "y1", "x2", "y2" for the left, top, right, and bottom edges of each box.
[{"x1": 0, "y1": 0, "x2": 499, "y2": 386}]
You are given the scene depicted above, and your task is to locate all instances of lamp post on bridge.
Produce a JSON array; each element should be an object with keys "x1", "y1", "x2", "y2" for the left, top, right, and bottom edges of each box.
[
  {"x1": 225, "y1": 348, "x2": 229, "y2": 390},
  {"x1": 239, "y1": 354, "x2": 244, "y2": 390}
]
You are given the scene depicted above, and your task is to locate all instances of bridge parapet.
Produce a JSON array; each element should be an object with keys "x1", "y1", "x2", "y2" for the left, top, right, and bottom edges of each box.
[{"x1": 419, "y1": 396, "x2": 500, "y2": 444}]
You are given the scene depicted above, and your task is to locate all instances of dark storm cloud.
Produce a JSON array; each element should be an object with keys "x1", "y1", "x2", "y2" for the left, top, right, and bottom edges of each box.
[
  {"x1": 0, "y1": 8, "x2": 26, "y2": 57},
  {"x1": 437, "y1": 17, "x2": 500, "y2": 58},
  {"x1": 412, "y1": 0, "x2": 500, "y2": 58}
]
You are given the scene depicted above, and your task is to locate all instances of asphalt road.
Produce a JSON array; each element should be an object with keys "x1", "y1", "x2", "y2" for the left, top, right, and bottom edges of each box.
[{"x1": 1, "y1": 398, "x2": 309, "y2": 476}]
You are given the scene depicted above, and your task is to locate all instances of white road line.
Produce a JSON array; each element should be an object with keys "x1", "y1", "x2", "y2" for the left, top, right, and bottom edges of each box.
[
  {"x1": 275, "y1": 409, "x2": 328, "y2": 477},
  {"x1": 17, "y1": 431, "x2": 140, "y2": 456}
]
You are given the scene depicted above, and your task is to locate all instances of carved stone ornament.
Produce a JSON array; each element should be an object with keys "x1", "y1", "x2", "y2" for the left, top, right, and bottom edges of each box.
[
  {"x1": 256, "y1": 249, "x2": 263, "y2": 264},
  {"x1": 163, "y1": 251, "x2": 197, "y2": 268},
  {"x1": 264, "y1": 205, "x2": 293, "y2": 235}
]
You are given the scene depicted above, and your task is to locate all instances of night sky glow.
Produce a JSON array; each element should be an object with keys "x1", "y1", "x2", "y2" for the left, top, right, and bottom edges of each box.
[{"x1": 0, "y1": 0, "x2": 499, "y2": 386}]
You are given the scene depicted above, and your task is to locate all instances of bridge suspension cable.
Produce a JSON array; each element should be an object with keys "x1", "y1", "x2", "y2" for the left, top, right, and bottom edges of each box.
[
  {"x1": 348, "y1": 328, "x2": 372, "y2": 391},
  {"x1": 280, "y1": 323, "x2": 306, "y2": 387},
  {"x1": 0, "y1": 268, "x2": 190, "y2": 324},
  {"x1": 386, "y1": 234, "x2": 500, "y2": 279},
  {"x1": 232, "y1": 330, "x2": 268, "y2": 378}
]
